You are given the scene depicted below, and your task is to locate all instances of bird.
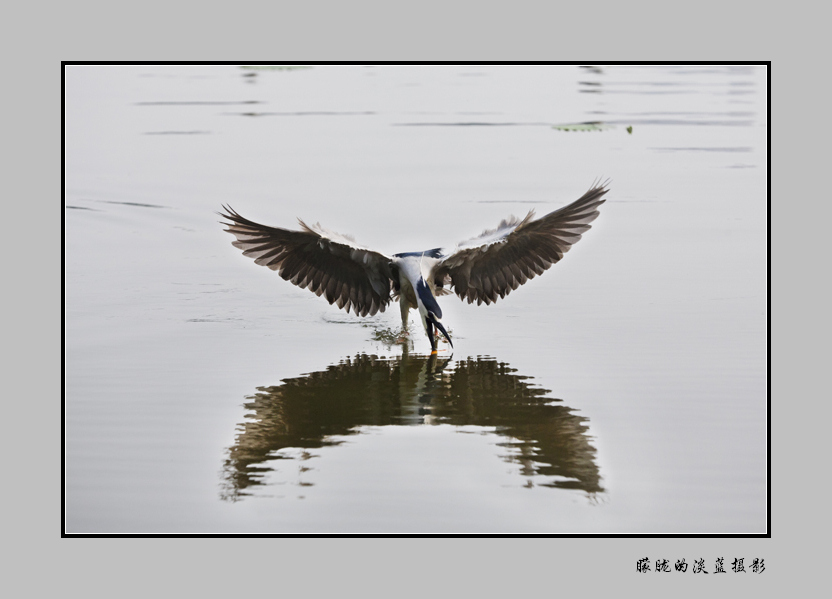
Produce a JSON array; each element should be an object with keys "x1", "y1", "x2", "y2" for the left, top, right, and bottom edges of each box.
[{"x1": 220, "y1": 181, "x2": 608, "y2": 353}]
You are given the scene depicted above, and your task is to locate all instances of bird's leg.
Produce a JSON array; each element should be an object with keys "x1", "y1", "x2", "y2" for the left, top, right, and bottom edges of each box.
[
  {"x1": 426, "y1": 319, "x2": 437, "y2": 354},
  {"x1": 393, "y1": 297, "x2": 410, "y2": 344},
  {"x1": 425, "y1": 312, "x2": 452, "y2": 352},
  {"x1": 399, "y1": 298, "x2": 410, "y2": 337}
]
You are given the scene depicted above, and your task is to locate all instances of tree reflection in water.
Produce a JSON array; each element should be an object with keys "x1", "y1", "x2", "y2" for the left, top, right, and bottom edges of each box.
[{"x1": 220, "y1": 352, "x2": 603, "y2": 501}]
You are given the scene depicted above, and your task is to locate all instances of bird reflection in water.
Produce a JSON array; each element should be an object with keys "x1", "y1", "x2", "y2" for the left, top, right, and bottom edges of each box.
[{"x1": 220, "y1": 351, "x2": 603, "y2": 501}]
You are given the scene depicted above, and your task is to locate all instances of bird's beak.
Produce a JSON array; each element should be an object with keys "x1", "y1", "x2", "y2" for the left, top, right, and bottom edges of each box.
[{"x1": 428, "y1": 312, "x2": 453, "y2": 348}]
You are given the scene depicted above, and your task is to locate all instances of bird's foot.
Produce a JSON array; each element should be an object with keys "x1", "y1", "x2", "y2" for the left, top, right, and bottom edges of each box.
[
  {"x1": 435, "y1": 332, "x2": 452, "y2": 345},
  {"x1": 395, "y1": 326, "x2": 411, "y2": 344}
]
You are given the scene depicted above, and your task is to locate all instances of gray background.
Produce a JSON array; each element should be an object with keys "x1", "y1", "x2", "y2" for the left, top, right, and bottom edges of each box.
[{"x1": 5, "y1": 0, "x2": 807, "y2": 595}]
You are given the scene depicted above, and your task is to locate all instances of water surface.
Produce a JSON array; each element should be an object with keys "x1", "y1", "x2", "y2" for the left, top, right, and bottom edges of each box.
[{"x1": 65, "y1": 65, "x2": 767, "y2": 534}]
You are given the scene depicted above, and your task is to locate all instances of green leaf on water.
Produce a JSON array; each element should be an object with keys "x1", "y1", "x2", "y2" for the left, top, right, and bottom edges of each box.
[{"x1": 552, "y1": 121, "x2": 613, "y2": 132}]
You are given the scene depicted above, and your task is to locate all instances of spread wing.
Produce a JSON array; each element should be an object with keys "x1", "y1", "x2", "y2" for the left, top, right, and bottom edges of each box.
[
  {"x1": 432, "y1": 182, "x2": 608, "y2": 305},
  {"x1": 220, "y1": 206, "x2": 394, "y2": 317}
]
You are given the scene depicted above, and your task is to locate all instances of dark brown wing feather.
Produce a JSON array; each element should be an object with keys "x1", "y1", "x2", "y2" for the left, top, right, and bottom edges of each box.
[
  {"x1": 433, "y1": 182, "x2": 608, "y2": 305},
  {"x1": 220, "y1": 206, "x2": 394, "y2": 317}
]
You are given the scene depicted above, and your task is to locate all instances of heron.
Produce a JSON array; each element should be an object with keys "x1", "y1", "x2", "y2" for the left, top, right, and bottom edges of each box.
[{"x1": 220, "y1": 181, "x2": 608, "y2": 353}]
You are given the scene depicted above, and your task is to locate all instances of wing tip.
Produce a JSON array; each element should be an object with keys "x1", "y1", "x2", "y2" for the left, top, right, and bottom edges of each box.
[
  {"x1": 589, "y1": 176, "x2": 612, "y2": 190},
  {"x1": 218, "y1": 204, "x2": 245, "y2": 229}
]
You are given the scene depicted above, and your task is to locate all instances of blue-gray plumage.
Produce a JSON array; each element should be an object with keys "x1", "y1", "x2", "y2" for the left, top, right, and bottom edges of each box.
[{"x1": 220, "y1": 181, "x2": 608, "y2": 352}]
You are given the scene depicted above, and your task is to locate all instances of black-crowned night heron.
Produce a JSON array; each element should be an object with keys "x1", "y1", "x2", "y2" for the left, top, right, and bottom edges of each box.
[{"x1": 220, "y1": 181, "x2": 608, "y2": 353}]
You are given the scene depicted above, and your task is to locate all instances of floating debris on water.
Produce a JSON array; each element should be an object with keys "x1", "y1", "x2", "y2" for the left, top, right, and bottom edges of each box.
[
  {"x1": 552, "y1": 121, "x2": 614, "y2": 132},
  {"x1": 239, "y1": 65, "x2": 312, "y2": 71}
]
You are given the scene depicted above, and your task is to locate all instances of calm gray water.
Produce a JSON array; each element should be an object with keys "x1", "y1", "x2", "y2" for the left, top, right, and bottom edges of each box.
[{"x1": 64, "y1": 65, "x2": 767, "y2": 534}]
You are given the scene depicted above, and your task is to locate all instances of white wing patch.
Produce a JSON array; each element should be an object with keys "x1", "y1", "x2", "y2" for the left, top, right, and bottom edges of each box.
[
  {"x1": 454, "y1": 211, "x2": 535, "y2": 252},
  {"x1": 299, "y1": 219, "x2": 366, "y2": 250}
]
